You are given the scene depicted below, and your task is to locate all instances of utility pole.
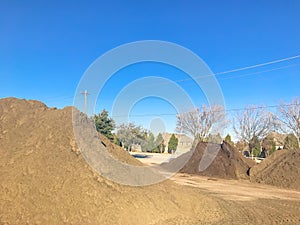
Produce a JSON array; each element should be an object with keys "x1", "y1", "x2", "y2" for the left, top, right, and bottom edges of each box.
[{"x1": 80, "y1": 90, "x2": 90, "y2": 114}]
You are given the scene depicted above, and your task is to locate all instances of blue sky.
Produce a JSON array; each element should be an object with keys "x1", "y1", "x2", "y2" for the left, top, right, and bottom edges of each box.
[{"x1": 1, "y1": 0, "x2": 300, "y2": 133}]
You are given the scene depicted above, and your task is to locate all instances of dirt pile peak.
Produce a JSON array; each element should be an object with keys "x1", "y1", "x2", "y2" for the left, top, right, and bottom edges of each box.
[
  {"x1": 0, "y1": 97, "x2": 222, "y2": 225},
  {"x1": 250, "y1": 148, "x2": 300, "y2": 191},
  {"x1": 179, "y1": 141, "x2": 254, "y2": 179}
]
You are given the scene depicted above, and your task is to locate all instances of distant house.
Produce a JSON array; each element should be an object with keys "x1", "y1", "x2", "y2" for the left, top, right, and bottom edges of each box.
[
  {"x1": 264, "y1": 132, "x2": 286, "y2": 150},
  {"x1": 131, "y1": 143, "x2": 142, "y2": 152},
  {"x1": 162, "y1": 133, "x2": 193, "y2": 154}
]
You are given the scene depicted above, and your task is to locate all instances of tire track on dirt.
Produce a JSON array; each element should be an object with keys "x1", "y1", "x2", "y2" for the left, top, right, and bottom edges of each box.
[{"x1": 257, "y1": 199, "x2": 300, "y2": 224}]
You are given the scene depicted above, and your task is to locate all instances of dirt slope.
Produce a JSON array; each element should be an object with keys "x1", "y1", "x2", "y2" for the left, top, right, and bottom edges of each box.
[
  {"x1": 0, "y1": 98, "x2": 223, "y2": 225},
  {"x1": 179, "y1": 142, "x2": 254, "y2": 179},
  {"x1": 99, "y1": 133, "x2": 142, "y2": 166},
  {"x1": 250, "y1": 149, "x2": 300, "y2": 191}
]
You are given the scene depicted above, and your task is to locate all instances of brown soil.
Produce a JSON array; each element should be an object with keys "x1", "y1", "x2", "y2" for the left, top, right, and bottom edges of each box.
[
  {"x1": 179, "y1": 141, "x2": 255, "y2": 179},
  {"x1": 1, "y1": 97, "x2": 299, "y2": 225},
  {"x1": 99, "y1": 133, "x2": 142, "y2": 166},
  {"x1": 171, "y1": 173, "x2": 300, "y2": 225},
  {"x1": 250, "y1": 149, "x2": 300, "y2": 191},
  {"x1": 0, "y1": 98, "x2": 223, "y2": 225}
]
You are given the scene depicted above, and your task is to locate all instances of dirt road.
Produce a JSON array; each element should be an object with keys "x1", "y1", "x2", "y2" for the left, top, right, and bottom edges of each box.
[{"x1": 171, "y1": 173, "x2": 300, "y2": 225}]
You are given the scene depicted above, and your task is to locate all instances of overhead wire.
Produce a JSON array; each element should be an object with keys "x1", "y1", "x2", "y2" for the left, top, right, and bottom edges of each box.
[
  {"x1": 144, "y1": 54, "x2": 300, "y2": 85},
  {"x1": 112, "y1": 102, "x2": 300, "y2": 118},
  {"x1": 40, "y1": 54, "x2": 300, "y2": 112}
]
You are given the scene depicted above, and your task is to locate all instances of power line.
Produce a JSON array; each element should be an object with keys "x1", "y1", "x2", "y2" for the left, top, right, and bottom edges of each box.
[
  {"x1": 131, "y1": 62, "x2": 300, "y2": 89},
  {"x1": 94, "y1": 60, "x2": 300, "y2": 101},
  {"x1": 112, "y1": 102, "x2": 300, "y2": 118},
  {"x1": 40, "y1": 53, "x2": 300, "y2": 107},
  {"x1": 219, "y1": 62, "x2": 300, "y2": 81},
  {"x1": 165, "y1": 54, "x2": 300, "y2": 84},
  {"x1": 214, "y1": 54, "x2": 300, "y2": 76},
  {"x1": 106, "y1": 54, "x2": 300, "y2": 89},
  {"x1": 195, "y1": 54, "x2": 300, "y2": 80}
]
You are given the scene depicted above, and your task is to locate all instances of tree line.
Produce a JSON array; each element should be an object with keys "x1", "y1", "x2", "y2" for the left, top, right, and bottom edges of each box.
[
  {"x1": 93, "y1": 110, "x2": 178, "y2": 153},
  {"x1": 176, "y1": 97, "x2": 300, "y2": 156},
  {"x1": 93, "y1": 97, "x2": 300, "y2": 156}
]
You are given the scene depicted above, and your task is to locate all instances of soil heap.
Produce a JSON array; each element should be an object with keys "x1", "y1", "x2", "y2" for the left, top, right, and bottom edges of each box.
[
  {"x1": 179, "y1": 142, "x2": 255, "y2": 180},
  {"x1": 250, "y1": 148, "x2": 300, "y2": 191},
  {"x1": 0, "y1": 98, "x2": 223, "y2": 225}
]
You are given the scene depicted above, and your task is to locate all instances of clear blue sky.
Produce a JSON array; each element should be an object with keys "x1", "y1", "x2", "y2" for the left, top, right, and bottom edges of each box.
[{"x1": 1, "y1": 0, "x2": 300, "y2": 133}]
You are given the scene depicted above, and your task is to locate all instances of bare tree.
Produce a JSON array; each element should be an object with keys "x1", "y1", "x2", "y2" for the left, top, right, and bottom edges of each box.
[
  {"x1": 176, "y1": 105, "x2": 226, "y2": 142},
  {"x1": 233, "y1": 105, "x2": 275, "y2": 144},
  {"x1": 278, "y1": 98, "x2": 300, "y2": 147},
  {"x1": 116, "y1": 123, "x2": 147, "y2": 151}
]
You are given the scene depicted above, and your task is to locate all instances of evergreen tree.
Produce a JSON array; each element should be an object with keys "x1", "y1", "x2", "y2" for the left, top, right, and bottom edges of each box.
[
  {"x1": 224, "y1": 134, "x2": 234, "y2": 146},
  {"x1": 249, "y1": 136, "x2": 261, "y2": 157},
  {"x1": 142, "y1": 132, "x2": 156, "y2": 152},
  {"x1": 168, "y1": 134, "x2": 178, "y2": 154},
  {"x1": 94, "y1": 109, "x2": 115, "y2": 141},
  {"x1": 269, "y1": 142, "x2": 277, "y2": 155},
  {"x1": 155, "y1": 133, "x2": 165, "y2": 153}
]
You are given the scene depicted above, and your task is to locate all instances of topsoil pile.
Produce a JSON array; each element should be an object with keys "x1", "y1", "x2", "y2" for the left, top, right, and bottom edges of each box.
[
  {"x1": 0, "y1": 98, "x2": 223, "y2": 225},
  {"x1": 179, "y1": 141, "x2": 255, "y2": 180},
  {"x1": 250, "y1": 148, "x2": 300, "y2": 191},
  {"x1": 176, "y1": 138, "x2": 300, "y2": 191}
]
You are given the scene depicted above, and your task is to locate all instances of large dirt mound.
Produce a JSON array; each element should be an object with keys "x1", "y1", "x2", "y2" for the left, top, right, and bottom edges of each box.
[
  {"x1": 250, "y1": 149, "x2": 300, "y2": 191},
  {"x1": 179, "y1": 142, "x2": 254, "y2": 179},
  {"x1": 0, "y1": 98, "x2": 223, "y2": 225}
]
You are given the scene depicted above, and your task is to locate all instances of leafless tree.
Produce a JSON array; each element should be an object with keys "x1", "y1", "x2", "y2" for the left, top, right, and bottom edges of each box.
[
  {"x1": 233, "y1": 105, "x2": 276, "y2": 144},
  {"x1": 116, "y1": 123, "x2": 147, "y2": 150},
  {"x1": 176, "y1": 105, "x2": 226, "y2": 142},
  {"x1": 278, "y1": 98, "x2": 300, "y2": 147}
]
